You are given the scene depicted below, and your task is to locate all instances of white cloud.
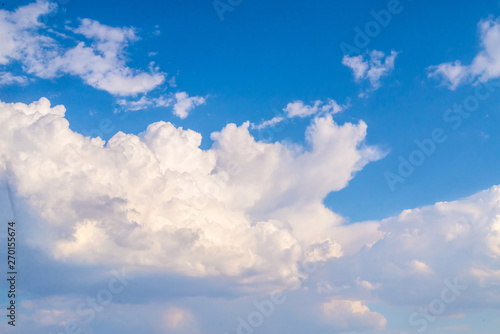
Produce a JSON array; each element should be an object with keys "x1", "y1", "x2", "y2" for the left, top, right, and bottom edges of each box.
[
  {"x1": 284, "y1": 100, "x2": 321, "y2": 118},
  {"x1": 71, "y1": 18, "x2": 138, "y2": 47},
  {"x1": 342, "y1": 49, "x2": 398, "y2": 91},
  {"x1": 117, "y1": 95, "x2": 157, "y2": 111},
  {"x1": 428, "y1": 17, "x2": 500, "y2": 89},
  {"x1": 172, "y1": 91, "x2": 207, "y2": 119},
  {"x1": 355, "y1": 277, "x2": 381, "y2": 290},
  {"x1": 284, "y1": 99, "x2": 343, "y2": 118},
  {"x1": 0, "y1": 97, "x2": 383, "y2": 290},
  {"x1": 0, "y1": 2, "x2": 164, "y2": 95},
  {"x1": 116, "y1": 94, "x2": 173, "y2": 112},
  {"x1": 163, "y1": 306, "x2": 197, "y2": 331},
  {"x1": 252, "y1": 98, "x2": 345, "y2": 130},
  {"x1": 250, "y1": 115, "x2": 285, "y2": 130},
  {"x1": 411, "y1": 259, "x2": 434, "y2": 274},
  {"x1": 319, "y1": 185, "x2": 500, "y2": 310},
  {"x1": 0, "y1": 2, "x2": 207, "y2": 118},
  {"x1": 116, "y1": 91, "x2": 206, "y2": 118},
  {"x1": 0, "y1": 72, "x2": 28, "y2": 86},
  {"x1": 23, "y1": 298, "x2": 77, "y2": 327},
  {"x1": 322, "y1": 299, "x2": 387, "y2": 331},
  {"x1": 428, "y1": 61, "x2": 470, "y2": 90},
  {"x1": 43, "y1": 19, "x2": 165, "y2": 96},
  {"x1": 342, "y1": 56, "x2": 369, "y2": 82},
  {"x1": 3, "y1": 98, "x2": 500, "y2": 331},
  {"x1": 153, "y1": 25, "x2": 161, "y2": 36},
  {"x1": 470, "y1": 268, "x2": 500, "y2": 287},
  {"x1": 0, "y1": 0, "x2": 55, "y2": 65}
]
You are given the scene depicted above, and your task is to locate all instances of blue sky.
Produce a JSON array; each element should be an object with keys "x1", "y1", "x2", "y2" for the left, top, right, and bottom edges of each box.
[
  {"x1": 4, "y1": 0, "x2": 500, "y2": 221},
  {"x1": 1, "y1": 0, "x2": 500, "y2": 333}
]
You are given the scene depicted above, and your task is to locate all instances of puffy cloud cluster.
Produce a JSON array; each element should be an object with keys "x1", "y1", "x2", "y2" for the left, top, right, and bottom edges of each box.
[
  {"x1": 0, "y1": 1, "x2": 206, "y2": 117},
  {"x1": 429, "y1": 17, "x2": 500, "y2": 89},
  {"x1": 342, "y1": 49, "x2": 398, "y2": 92},
  {"x1": 0, "y1": 1, "x2": 164, "y2": 95},
  {"x1": 0, "y1": 97, "x2": 384, "y2": 289},
  {"x1": 50, "y1": 19, "x2": 166, "y2": 96},
  {"x1": 0, "y1": 0, "x2": 54, "y2": 65},
  {"x1": 317, "y1": 185, "x2": 500, "y2": 313},
  {"x1": 3, "y1": 98, "x2": 500, "y2": 333}
]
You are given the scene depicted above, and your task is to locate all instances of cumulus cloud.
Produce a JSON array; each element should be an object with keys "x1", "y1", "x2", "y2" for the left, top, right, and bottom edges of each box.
[
  {"x1": 172, "y1": 91, "x2": 207, "y2": 119},
  {"x1": 0, "y1": 0, "x2": 55, "y2": 65},
  {"x1": 342, "y1": 49, "x2": 398, "y2": 91},
  {"x1": 0, "y1": 2, "x2": 165, "y2": 96},
  {"x1": 50, "y1": 19, "x2": 165, "y2": 95},
  {"x1": 318, "y1": 185, "x2": 500, "y2": 312},
  {"x1": 3, "y1": 98, "x2": 500, "y2": 332},
  {"x1": 0, "y1": 97, "x2": 384, "y2": 289},
  {"x1": 428, "y1": 17, "x2": 500, "y2": 89},
  {"x1": 252, "y1": 98, "x2": 345, "y2": 130},
  {"x1": 322, "y1": 299, "x2": 387, "y2": 331}
]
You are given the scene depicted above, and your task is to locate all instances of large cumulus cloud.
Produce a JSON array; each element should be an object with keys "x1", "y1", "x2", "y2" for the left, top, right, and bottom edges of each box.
[
  {"x1": 316, "y1": 185, "x2": 500, "y2": 316},
  {"x1": 2, "y1": 98, "x2": 500, "y2": 333},
  {"x1": 0, "y1": 97, "x2": 384, "y2": 289}
]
